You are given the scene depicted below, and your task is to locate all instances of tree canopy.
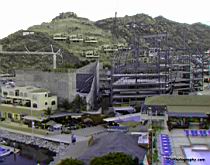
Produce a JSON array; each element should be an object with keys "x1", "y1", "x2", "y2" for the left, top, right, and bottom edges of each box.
[
  {"x1": 57, "y1": 158, "x2": 84, "y2": 165},
  {"x1": 90, "y1": 152, "x2": 139, "y2": 165}
]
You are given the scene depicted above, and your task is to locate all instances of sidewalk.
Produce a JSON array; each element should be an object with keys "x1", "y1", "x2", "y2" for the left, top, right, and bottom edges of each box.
[{"x1": 0, "y1": 123, "x2": 105, "y2": 144}]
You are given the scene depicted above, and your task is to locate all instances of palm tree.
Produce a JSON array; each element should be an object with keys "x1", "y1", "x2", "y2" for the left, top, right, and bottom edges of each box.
[{"x1": 44, "y1": 107, "x2": 52, "y2": 118}]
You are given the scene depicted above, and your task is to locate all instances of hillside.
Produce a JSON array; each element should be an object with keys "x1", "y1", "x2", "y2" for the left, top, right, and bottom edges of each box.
[
  {"x1": 0, "y1": 30, "x2": 80, "y2": 72},
  {"x1": 0, "y1": 12, "x2": 210, "y2": 72},
  {"x1": 28, "y1": 12, "x2": 124, "y2": 64},
  {"x1": 95, "y1": 14, "x2": 210, "y2": 50}
]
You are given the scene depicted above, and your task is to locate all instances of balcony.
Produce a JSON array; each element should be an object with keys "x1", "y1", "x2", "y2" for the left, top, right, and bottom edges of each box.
[{"x1": 0, "y1": 98, "x2": 31, "y2": 109}]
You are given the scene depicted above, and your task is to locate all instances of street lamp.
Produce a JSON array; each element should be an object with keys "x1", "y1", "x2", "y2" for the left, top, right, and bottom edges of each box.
[
  {"x1": 148, "y1": 107, "x2": 152, "y2": 129},
  {"x1": 30, "y1": 102, "x2": 34, "y2": 140},
  {"x1": 148, "y1": 106, "x2": 153, "y2": 164}
]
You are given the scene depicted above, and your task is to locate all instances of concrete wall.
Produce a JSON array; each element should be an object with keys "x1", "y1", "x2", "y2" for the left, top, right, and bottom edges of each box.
[
  {"x1": 15, "y1": 70, "x2": 76, "y2": 103},
  {"x1": 76, "y1": 61, "x2": 97, "y2": 74},
  {"x1": 15, "y1": 62, "x2": 99, "y2": 109}
]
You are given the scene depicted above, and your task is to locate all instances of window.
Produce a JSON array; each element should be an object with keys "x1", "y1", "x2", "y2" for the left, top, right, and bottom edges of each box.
[
  {"x1": 8, "y1": 113, "x2": 12, "y2": 119},
  {"x1": 45, "y1": 102, "x2": 48, "y2": 105},
  {"x1": 51, "y1": 101, "x2": 56, "y2": 105},
  {"x1": 32, "y1": 95, "x2": 37, "y2": 100},
  {"x1": 15, "y1": 90, "x2": 19, "y2": 96},
  {"x1": 20, "y1": 92, "x2": 23, "y2": 97},
  {"x1": 14, "y1": 114, "x2": 19, "y2": 120},
  {"x1": 33, "y1": 103, "x2": 37, "y2": 108},
  {"x1": 24, "y1": 93, "x2": 27, "y2": 97},
  {"x1": 9, "y1": 91, "x2": 14, "y2": 96},
  {"x1": 45, "y1": 94, "x2": 47, "y2": 97},
  {"x1": 3, "y1": 91, "x2": 8, "y2": 96}
]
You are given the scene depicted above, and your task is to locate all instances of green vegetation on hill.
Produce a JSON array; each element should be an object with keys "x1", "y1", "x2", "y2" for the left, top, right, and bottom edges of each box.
[
  {"x1": 96, "y1": 14, "x2": 210, "y2": 50},
  {"x1": 0, "y1": 30, "x2": 80, "y2": 72},
  {"x1": 28, "y1": 12, "x2": 121, "y2": 64},
  {"x1": 1, "y1": 12, "x2": 210, "y2": 71}
]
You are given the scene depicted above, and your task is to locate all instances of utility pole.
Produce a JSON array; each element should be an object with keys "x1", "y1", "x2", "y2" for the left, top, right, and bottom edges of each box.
[{"x1": 30, "y1": 103, "x2": 34, "y2": 141}]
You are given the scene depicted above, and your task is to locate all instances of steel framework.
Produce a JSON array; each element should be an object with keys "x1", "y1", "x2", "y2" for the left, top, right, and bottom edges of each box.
[{"x1": 110, "y1": 33, "x2": 205, "y2": 106}]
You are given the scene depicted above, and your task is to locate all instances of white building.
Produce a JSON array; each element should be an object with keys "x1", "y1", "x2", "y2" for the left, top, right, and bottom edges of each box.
[{"x1": 0, "y1": 85, "x2": 57, "y2": 111}]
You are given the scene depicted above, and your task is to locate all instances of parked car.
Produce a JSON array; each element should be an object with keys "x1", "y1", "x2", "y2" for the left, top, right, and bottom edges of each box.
[{"x1": 62, "y1": 127, "x2": 71, "y2": 134}]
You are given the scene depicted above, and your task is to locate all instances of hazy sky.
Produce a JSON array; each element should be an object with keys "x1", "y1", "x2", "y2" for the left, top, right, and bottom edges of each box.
[{"x1": 0, "y1": 0, "x2": 210, "y2": 39}]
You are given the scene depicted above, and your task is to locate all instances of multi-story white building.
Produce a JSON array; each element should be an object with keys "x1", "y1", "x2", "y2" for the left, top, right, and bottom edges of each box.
[{"x1": 0, "y1": 85, "x2": 57, "y2": 111}]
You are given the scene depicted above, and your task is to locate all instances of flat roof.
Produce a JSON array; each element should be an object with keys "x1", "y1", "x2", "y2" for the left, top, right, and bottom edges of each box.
[
  {"x1": 113, "y1": 106, "x2": 135, "y2": 111},
  {"x1": 145, "y1": 95, "x2": 210, "y2": 106},
  {"x1": 167, "y1": 106, "x2": 210, "y2": 114},
  {"x1": 22, "y1": 116, "x2": 47, "y2": 122},
  {"x1": 2, "y1": 85, "x2": 49, "y2": 93},
  {"x1": 49, "y1": 112, "x2": 83, "y2": 118},
  {"x1": 145, "y1": 96, "x2": 210, "y2": 114},
  {"x1": 31, "y1": 89, "x2": 49, "y2": 93}
]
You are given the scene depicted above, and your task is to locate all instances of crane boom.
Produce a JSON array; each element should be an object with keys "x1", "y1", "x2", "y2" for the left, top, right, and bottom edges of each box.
[
  {"x1": 0, "y1": 45, "x2": 63, "y2": 69},
  {"x1": 0, "y1": 51, "x2": 57, "y2": 55}
]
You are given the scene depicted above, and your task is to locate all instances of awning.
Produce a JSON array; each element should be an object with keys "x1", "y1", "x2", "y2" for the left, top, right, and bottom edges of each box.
[
  {"x1": 113, "y1": 106, "x2": 136, "y2": 112},
  {"x1": 83, "y1": 118, "x2": 93, "y2": 123},
  {"x1": 49, "y1": 112, "x2": 83, "y2": 119},
  {"x1": 46, "y1": 120, "x2": 57, "y2": 126},
  {"x1": 168, "y1": 112, "x2": 208, "y2": 118},
  {"x1": 22, "y1": 116, "x2": 47, "y2": 122},
  {"x1": 53, "y1": 124, "x2": 62, "y2": 129},
  {"x1": 115, "y1": 116, "x2": 141, "y2": 123}
]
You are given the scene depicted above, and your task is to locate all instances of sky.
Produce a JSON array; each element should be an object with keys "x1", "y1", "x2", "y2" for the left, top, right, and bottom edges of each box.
[{"x1": 0, "y1": 0, "x2": 210, "y2": 39}]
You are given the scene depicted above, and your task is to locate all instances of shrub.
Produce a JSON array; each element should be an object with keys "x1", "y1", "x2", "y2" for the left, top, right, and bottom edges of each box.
[
  {"x1": 90, "y1": 152, "x2": 139, "y2": 165},
  {"x1": 57, "y1": 158, "x2": 84, "y2": 165}
]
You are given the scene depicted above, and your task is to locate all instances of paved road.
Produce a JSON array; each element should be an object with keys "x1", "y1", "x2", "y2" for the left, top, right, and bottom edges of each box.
[{"x1": 0, "y1": 125, "x2": 106, "y2": 144}]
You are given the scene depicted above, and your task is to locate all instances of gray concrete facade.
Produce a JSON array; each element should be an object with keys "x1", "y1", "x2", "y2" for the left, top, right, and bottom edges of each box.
[
  {"x1": 15, "y1": 70, "x2": 77, "y2": 103},
  {"x1": 15, "y1": 61, "x2": 99, "y2": 109}
]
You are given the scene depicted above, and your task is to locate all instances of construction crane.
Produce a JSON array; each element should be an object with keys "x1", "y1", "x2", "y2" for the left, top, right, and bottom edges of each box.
[{"x1": 0, "y1": 45, "x2": 63, "y2": 69}]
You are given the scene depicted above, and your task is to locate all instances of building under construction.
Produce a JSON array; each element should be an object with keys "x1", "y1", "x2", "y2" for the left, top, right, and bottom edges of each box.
[{"x1": 110, "y1": 34, "x2": 205, "y2": 107}]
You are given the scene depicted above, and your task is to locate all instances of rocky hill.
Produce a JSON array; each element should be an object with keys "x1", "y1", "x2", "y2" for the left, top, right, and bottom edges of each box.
[
  {"x1": 0, "y1": 30, "x2": 80, "y2": 72},
  {"x1": 28, "y1": 12, "x2": 122, "y2": 64},
  {"x1": 0, "y1": 12, "x2": 210, "y2": 72},
  {"x1": 96, "y1": 14, "x2": 210, "y2": 50}
]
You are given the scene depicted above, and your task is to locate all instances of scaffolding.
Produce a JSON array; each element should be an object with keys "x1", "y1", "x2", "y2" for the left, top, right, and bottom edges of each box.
[{"x1": 110, "y1": 33, "x2": 205, "y2": 106}]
